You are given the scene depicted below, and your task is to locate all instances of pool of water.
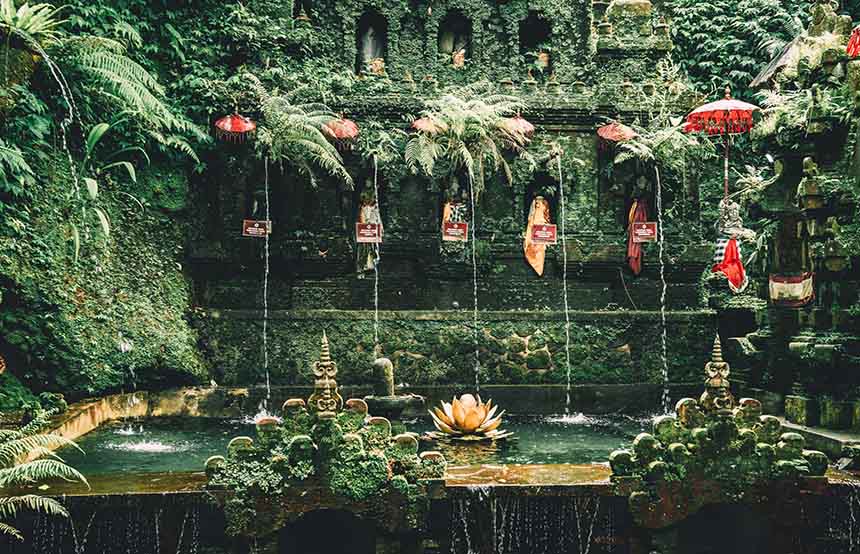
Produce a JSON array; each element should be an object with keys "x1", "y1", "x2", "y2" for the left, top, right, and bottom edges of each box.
[{"x1": 61, "y1": 414, "x2": 648, "y2": 476}]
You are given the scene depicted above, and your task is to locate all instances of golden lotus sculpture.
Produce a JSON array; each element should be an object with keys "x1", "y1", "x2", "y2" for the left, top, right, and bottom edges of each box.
[{"x1": 427, "y1": 394, "x2": 513, "y2": 442}]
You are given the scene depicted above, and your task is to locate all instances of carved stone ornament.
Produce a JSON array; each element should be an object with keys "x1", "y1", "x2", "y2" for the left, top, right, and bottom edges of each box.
[{"x1": 307, "y1": 331, "x2": 344, "y2": 419}]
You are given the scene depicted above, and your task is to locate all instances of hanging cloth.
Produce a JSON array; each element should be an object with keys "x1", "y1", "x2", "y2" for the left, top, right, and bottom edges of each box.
[
  {"x1": 847, "y1": 27, "x2": 860, "y2": 58},
  {"x1": 626, "y1": 198, "x2": 648, "y2": 275},
  {"x1": 712, "y1": 237, "x2": 748, "y2": 293},
  {"x1": 524, "y1": 196, "x2": 551, "y2": 276}
]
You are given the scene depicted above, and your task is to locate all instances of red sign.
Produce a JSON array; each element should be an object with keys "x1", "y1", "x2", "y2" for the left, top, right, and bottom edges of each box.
[
  {"x1": 442, "y1": 221, "x2": 469, "y2": 242},
  {"x1": 632, "y1": 222, "x2": 658, "y2": 243},
  {"x1": 356, "y1": 223, "x2": 383, "y2": 243},
  {"x1": 242, "y1": 219, "x2": 271, "y2": 237},
  {"x1": 531, "y1": 224, "x2": 558, "y2": 245}
]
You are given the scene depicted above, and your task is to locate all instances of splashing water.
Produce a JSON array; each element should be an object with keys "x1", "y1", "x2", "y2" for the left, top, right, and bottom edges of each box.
[
  {"x1": 655, "y1": 166, "x2": 670, "y2": 414},
  {"x1": 105, "y1": 440, "x2": 183, "y2": 454},
  {"x1": 545, "y1": 412, "x2": 594, "y2": 425},
  {"x1": 469, "y1": 174, "x2": 480, "y2": 392},
  {"x1": 262, "y1": 158, "x2": 271, "y2": 405},
  {"x1": 372, "y1": 154, "x2": 381, "y2": 348},
  {"x1": 557, "y1": 155, "x2": 573, "y2": 414}
]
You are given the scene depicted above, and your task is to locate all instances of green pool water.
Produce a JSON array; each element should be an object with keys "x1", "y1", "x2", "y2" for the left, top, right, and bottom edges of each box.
[{"x1": 60, "y1": 414, "x2": 647, "y2": 475}]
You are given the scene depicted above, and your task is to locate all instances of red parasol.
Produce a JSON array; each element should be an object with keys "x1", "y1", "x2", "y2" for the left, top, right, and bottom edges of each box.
[
  {"x1": 323, "y1": 117, "x2": 359, "y2": 141},
  {"x1": 685, "y1": 87, "x2": 759, "y2": 198},
  {"x1": 215, "y1": 113, "x2": 256, "y2": 143},
  {"x1": 847, "y1": 27, "x2": 860, "y2": 58},
  {"x1": 501, "y1": 115, "x2": 535, "y2": 137},
  {"x1": 597, "y1": 121, "x2": 637, "y2": 143}
]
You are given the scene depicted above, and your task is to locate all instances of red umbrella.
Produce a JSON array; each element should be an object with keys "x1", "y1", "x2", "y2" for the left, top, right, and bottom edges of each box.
[
  {"x1": 847, "y1": 27, "x2": 860, "y2": 58},
  {"x1": 501, "y1": 115, "x2": 535, "y2": 137},
  {"x1": 597, "y1": 121, "x2": 637, "y2": 143},
  {"x1": 323, "y1": 117, "x2": 360, "y2": 141},
  {"x1": 685, "y1": 87, "x2": 760, "y2": 198},
  {"x1": 215, "y1": 113, "x2": 256, "y2": 143}
]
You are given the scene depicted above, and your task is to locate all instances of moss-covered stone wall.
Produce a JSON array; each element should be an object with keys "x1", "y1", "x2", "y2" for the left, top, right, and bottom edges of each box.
[{"x1": 194, "y1": 309, "x2": 715, "y2": 387}]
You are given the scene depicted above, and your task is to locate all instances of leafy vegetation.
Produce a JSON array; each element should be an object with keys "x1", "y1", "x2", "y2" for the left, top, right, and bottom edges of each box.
[{"x1": 0, "y1": 411, "x2": 87, "y2": 540}]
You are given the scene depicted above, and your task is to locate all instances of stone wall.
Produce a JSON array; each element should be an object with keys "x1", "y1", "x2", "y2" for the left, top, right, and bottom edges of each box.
[{"x1": 193, "y1": 309, "x2": 715, "y2": 387}]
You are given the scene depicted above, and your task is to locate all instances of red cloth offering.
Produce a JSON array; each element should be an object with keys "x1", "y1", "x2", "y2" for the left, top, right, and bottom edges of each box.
[
  {"x1": 712, "y1": 237, "x2": 748, "y2": 293},
  {"x1": 626, "y1": 199, "x2": 648, "y2": 275}
]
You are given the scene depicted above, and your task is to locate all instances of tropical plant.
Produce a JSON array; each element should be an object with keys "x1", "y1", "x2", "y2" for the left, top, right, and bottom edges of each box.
[
  {"x1": 54, "y1": 35, "x2": 207, "y2": 161},
  {"x1": 614, "y1": 61, "x2": 716, "y2": 175},
  {"x1": 405, "y1": 81, "x2": 532, "y2": 198},
  {"x1": 65, "y1": 120, "x2": 149, "y2": 261},
  {"x1": 244, "y1": 73, "x2": 353, "y2": 188},
  {"x1": 753, "y1": 84, "x2": 854, "y2": 140},
  {"x1": 0, "y1": 0, "x2": 66, "y2": 45},
  {"x1": 0, "y1": 411, "x2": 87, "y2": 540}
]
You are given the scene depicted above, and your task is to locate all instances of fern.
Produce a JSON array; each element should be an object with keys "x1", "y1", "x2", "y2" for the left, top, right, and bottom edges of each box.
[
  {"x1": 0, "y1": 411, "x2": 87, "y2": 541},
  {"x1": 405, "y1": 81, "x2": 532, "y2": 199},
  {"x1": 245, "y1": 73, "x2": 352, "y2": 187},
  {"x1": 52, "y1": 36, "x2": 208, "y2": 158}
]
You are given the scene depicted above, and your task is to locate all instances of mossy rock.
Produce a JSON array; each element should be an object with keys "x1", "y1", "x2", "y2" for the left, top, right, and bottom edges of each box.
[
  {"x1": 507, "y1": 335, "x2": 527, "y2": 354},
  {"x1": 526, "y1": 349, "x2": 551, "y2": 369}
]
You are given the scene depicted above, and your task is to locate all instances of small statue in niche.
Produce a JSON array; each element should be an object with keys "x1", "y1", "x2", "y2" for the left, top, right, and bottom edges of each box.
[
  {"x1": 524, "y1": 196, "x2": 552, "y2": 276},
  {"x1": 356, "y1": 188, "x2": 381, "y2": 274},
  {"x1": 358, "y1": 21, "x2": 386, "y2": 75},
  {"x1": 438, "y1": 21, "x2": 469, "y2": 60}
]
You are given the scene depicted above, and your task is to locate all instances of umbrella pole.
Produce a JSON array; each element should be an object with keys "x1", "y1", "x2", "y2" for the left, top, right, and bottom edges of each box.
[{"x1": 723, "y1": 131, "x2": 730, "y2": 199}]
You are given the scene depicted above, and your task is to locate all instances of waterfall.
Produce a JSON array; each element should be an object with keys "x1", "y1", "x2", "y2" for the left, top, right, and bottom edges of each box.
[
  {"x1": 557, "y1": 155, "x2": 572, "y2": 414},
  {"x1": 469, "y1": 174, "x2": 480, "y2": 392},
  {"x1": 372, "y1": 155, "x2": 381, "y2": 348},
  {"x1": 450, "y1": 490, "x2": 605, "y2": 554},
  {"x1": 655, "y1": 166, "x2": 670, "y2": 414},
  {"x1": 262, "y1": 157, "x2": 271, "y2": 404}
]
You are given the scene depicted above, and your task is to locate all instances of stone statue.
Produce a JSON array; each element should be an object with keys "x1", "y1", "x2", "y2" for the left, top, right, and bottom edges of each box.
[
  {"x1": 524, "y1": 196, "x2": 552, "y2": 276},
  {"x1": 717, "y1": 197, "x2": 756, "y2": 243},
  {"x1": 699, "y1": 334, "x2": 735, "y2": 415},
  {"x1": 359, "y1": 23, "x2": 385, "y2": 73},
  {"x1": 356, "y1": 188, "x2": 381, "y2": 273},
  {"x1": 372, "y1": 357, "x2": 395, "y2": 397},
  {"x1": 307, "y1": 332, "x2": 343, "y2": 419},
  {"x1": 363, "y1": 356, "x2": 424, "y2": 422}
]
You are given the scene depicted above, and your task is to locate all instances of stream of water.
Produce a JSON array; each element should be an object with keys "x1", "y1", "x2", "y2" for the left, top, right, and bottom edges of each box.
[
  {"x1": 557, "y1": 156, "x2": 572, "y2": 414},
  {"x1": 372, "y1": 155, "x2": 381, "y2": 348},
  {"x1": 655, "y1": 167, "x2": 670, "y2": 414},
  {"x1": 469, "y1": 174, "x2": 480, "y2": 392},
  {"x1": 262, "y1": 158, "x2": 271, "y2": 404}
]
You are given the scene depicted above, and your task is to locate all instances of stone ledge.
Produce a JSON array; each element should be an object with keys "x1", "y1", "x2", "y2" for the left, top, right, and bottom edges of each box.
[{"x1": 199, "y1": 309, "x2": 716, "y2": 322}]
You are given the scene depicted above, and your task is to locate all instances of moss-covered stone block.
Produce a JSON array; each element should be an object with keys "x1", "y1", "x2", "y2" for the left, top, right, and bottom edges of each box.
[
  {"x1": 785, "y1": 395, "x2": 819, "y2": 426},
  {"x1": 525, "y1": 349, "x2": 551, "y2": 369}
]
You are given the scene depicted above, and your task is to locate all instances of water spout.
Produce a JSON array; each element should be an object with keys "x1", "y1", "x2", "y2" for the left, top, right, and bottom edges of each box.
[
  {"x1": 557, "y1": 155, "x2": 572, "y2": 414},
  {"x1": 655, "y1": 166, "x2": 670, "y2": 414}
]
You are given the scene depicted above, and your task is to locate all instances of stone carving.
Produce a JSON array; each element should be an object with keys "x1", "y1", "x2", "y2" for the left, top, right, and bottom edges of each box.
[
  {"x1": 717, "y1": 197, "x2": 756, "y2": 243},
  {"x1": 207, "y1": 334, "x2": 447, "y2": 538},
  {"x1": 608, "y1": 334, "x2": 829, "y2": 528},
  {"x1": 307, "y1": 332, "x2": 343, "y2": 419},
  {"x1": 363, "y1": 356, "x2": 424, "y2": 421},
  {"x1": 699, "y1": 335, "x2": 734, "y2": 414}
]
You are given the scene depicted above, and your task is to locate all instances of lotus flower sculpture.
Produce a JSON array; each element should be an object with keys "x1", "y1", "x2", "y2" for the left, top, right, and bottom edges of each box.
[{"x1": 427, "y1": 394, "x2": 513, "y2": 442}]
